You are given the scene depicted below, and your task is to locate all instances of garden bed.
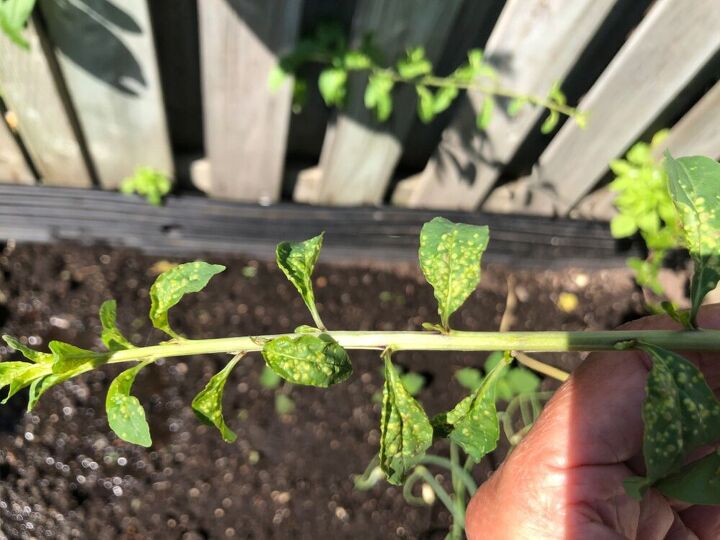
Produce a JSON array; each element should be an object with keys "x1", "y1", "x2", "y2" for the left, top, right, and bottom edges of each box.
[{"x1": 0, "y1": 241, "x2": 644, "y2": 539}]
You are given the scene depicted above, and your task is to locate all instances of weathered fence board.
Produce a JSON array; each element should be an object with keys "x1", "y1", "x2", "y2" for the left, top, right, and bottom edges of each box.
[
  {"x1": 0, "y1": 19, "x2": 91, "y2": 187},
  {"x1": 392, "y1": 0, "x2": 618, "y2": 210},
  {"x1": 657, "y1": 80, "x2": 720, "y2": 159},
  {"x1": 295, "y1": 0, "x2": 464, "y2": 206},
  {"x1": 484, "y1": 0, "x2": 720, "y2": 216},
  {"x1": 38, "y1": 0, "x2": 173, "y2": 189},
  {"x1": 0, "y1": 120, "x2": 34, "y2": 184},
  {"x1": 198, "y1": 0, "x2": 302, "y2": 203}
]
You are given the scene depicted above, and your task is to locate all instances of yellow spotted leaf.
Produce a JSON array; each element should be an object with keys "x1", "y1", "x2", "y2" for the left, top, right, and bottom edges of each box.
[
  {"x1": 149, "y1": 261, "x2": 225, "y2": 338},
  {"x1": 106, "y1": 361, "x2": 153, "y2": 447},
  {"x1": 276, "y1": 234, "x2": 325, "y2": 329},
  {"x1": 379, "y1": 352, "x2": 433, "y2": 484},
  {"x1": 419, "y1": 217, "x2": 489, "y2": 330},
  {"x1": 262, "y1": 334, "x2": 351, "y2": 387},
  {"x1": 99, "y1": 300, "x2": 134, "y2": 351},
  {"x1": 192, "y1": 354, "x2": 243, "y2": 443}
]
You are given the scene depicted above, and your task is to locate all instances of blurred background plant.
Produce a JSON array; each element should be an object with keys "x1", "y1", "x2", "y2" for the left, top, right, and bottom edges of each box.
[{"x1": 120, "y1": 167, "x2": 172, "y2": 207}]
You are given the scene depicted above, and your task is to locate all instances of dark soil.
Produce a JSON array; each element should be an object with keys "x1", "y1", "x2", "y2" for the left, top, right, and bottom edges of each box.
[{"x1": 0, "y1": 242, "x2": 644, "y2": 539}]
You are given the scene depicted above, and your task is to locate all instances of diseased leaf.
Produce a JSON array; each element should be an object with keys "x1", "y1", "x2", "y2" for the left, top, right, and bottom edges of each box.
[
  {"x1": 419, "y1": 217, "x2": 489, "y2": 330},
  {"x1": 49, "y1": 341, "x2": 108, "y2": 375},
  {"x1": 445, "y1": 355, "x2": 507, "y2": 460},
  {"x1": 665, "y1": 153, "x2": 720, "y2": 325},
  {"x1": 262, "y1": 334, "x2": 351, "y2": 387},
  {"x1": 192, "y1": 355, "x2": 243, "y2": 443},
  {"x1": 99, "y1": 300, "x2": 134, "y2": 351},
  {"x1": 3, "y1": 335, "x2": 52, "y2": 363},
  {"x1": 149, "y1": 261, "x2": 225, "y2": 338},
  {"x1": 276, "y1": 234, "x2": 325, "y2": 329},
  {"x1": 106, "y1": 361, "x2": 153, "y2": 447},
  {"x1": 639, "y1": 343, "x2": 720, "y2": 481},
  {"x1": 1, "y1": 362, "x2": 47, "y2": 403},
  {"x1": 656, "y1": 449, "x2": 720, "y2": 505},
  {"x1": 380, "y1": 352, "x2": 433, "y2": 484}
]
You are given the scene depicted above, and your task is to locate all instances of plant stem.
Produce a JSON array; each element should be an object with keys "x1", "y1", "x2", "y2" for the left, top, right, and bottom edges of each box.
[
  {"x1": 105, "y1": 330, "x2": 720, "y2": 366},
  {"x1": 449, "y1": 442, "x2": 465, "y2": 540}
]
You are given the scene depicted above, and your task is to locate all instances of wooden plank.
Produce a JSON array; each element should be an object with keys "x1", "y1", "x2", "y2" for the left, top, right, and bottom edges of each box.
[
  {"x1": 298, "y1": 0, "x2": 464, "y2": 206},
  {"x1": 0, "y1": 19, "x2": 92, "y2": 187},
  {"x1": 38, "y1": 0, "x2": 173, "y2": 189},
  {"x1": 198, "y1": 0, "x2": 302, "y2": 203},
  {"x1": 392, "y1": 0, "x2": 618, "y2": 210},
  {"x1": 0, "y1": 120, "x2": 34, "y2": 184},
  {"x1": 486, "y1": 0, "x2": 720, "y2": 216},
  {"x1": 656, "y1": 80, "x2": 720, "y2": 160}
]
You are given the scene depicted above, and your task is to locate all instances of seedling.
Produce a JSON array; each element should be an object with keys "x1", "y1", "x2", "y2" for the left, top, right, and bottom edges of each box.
[
  {"x1": 120, "y1": 166, "x2": 172, "y2": 207},
  {"x1": 2, "y1": 156, "x2": 720, "y2": 531}
]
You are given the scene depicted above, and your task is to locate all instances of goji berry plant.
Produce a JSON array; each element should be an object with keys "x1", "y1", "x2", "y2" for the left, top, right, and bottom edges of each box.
[{"x1": 1, "y1": 154, "x2": 720, "y2": 534}]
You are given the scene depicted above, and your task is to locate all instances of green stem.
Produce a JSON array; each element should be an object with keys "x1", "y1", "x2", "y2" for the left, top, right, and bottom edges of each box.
[
  {"x1": 449, "y1": 442, "x2": 465, "y2": 540},
  {"x1": 414, "y1": 467, "x2": 465, "y2": 532},
  {"x1": 419, "y1": 455, "x2": 477, "y2": 493},
  {"x1": 105, "y1": 330, "x2": 720, "y2": 365}
]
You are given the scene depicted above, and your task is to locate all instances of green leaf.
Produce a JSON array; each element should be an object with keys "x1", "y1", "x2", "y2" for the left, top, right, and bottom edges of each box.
[
  {"x1": 655, "y1": 449, "x2": 720, "y2": 505},
  {"x1": 379, "y1": 352, "x2": 433, "y2": 484},
  {"x1": 268, "y1": 64, "x2": 288, "y2": 91},
  {"x1": 49, "y1": 341, "x2": 108, "y2": 375},
  {"x1": 541, "y1": 110, "x2": 560, "y2": 134},
  {"x1": 259, "y1": 364, "x2": 282, "y2": 389},
  {"x1": 639, "y1": 343, "x2": 720, "y2": 480},
  {"x1": 660, "y1": 301, "x2": 691, "y2": 328},
  {"x1": 664, "y1": 153, "x2": 720, "y2": 325},
  {"x1": 610, "y1": 213, "x2": 638, "y2": 238},
  {"x1": 400, "y1": 372, "x2": 426, "y2": 396},
  {"x1": 419, "y1": 217, "x2": 490, "y2": 330},
  {"x1": 192, "y1": 355, "x2": 243, "y2": 443},
  {"x1": 623, "y1": 476, "x2": 651, "y2": 501},
  {"x1": 344, "y1": 50, "x2": 371, "y2": 70},
  {"x1": 0, "y1": 361, "x2": 38, "y2": 396},
  {"x1": 432, "y1": 86, "x2": 458, "y2": 114},
  {"x1": 262, "y1": 334, "x2": 352, "y2": 387},
  {"x1": 396, "y1": 47, "x2": 432, "y2": 80},
  {"x1": 27, "y1": 373, "x2": 68, "y2": 411},
  {"x1": 476, "y1": 96, "x2": 494, "y2": 130},
  {"x1": 3, "y1": 335, "x2": 52, "y2": 363},
  {"x1": 416, "y1": 85, "x2": 435, "y2": 123},
  {"x1": 1, "y1": 362, "x2": 47, "y2": 403},
  {"x1": 364, "y1": 71, "x2": 394, "y2": 122},
  {"x1": 445, "y1": 356, "x2": 507, "y2": 461},
  {"x1": 149, "y1": 261, "x2": 225, "y2": 339},
  {"x1": 99, "y1": 300, "x2": 134, "y2": 351},
  {"x1": 506, "y1": 368, "x2": 541, "y2": 395},
  {"x1": 507, "y1": 97, "x2": 527, "y2": 117},
  {"x1": 276, "y1": 233, "x2": 325, "y2": 329},
  {"x1": 106, "y1": 361, "x2": 153, "y2": 447},
  {"x1": 120, "y1": 167, "x2": 171, "y2": 206},
  {"x1": 274, "y1": 393, "x2": 295, "y2": 416},
  {"x1": 318, "y1": 67, "x2": 347, "y2": 106},
  {"x1": 0, "y1": 0, "x2": 36, "y2": 49},
  {"x1": 454, "y1": 367, "x2": 483, "y2": 391}
]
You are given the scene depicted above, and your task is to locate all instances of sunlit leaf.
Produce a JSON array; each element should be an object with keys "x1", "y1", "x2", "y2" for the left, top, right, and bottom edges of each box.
[
  {"x1": 3, "y1": 335, "x2": 52, "y2": 363},
  {"x1": 365, "y1": 71, "x2": 394, "y2": 122},
  {"x1": 49, "y1": 341, "x2": 108, "y2": 375},
  {"x1": 262, "y1": 334, "x2": 351, "y2": 387},
  {"x1": 476, "y1": 96, "x2": 493, "y2": 130},
  {"x1": 276, "y1": 233, "x2": 325, "y2": 329},
  {"x1": 149, "y1": 261, "x2": 225, "y2": 339},
  {"x1": 541, "y1": 110, "x2": 559, "y2": 134},
  {"x1": 419, "y1": 217, "x2": 489, "y2": 330},
  {"x1": 99, "y1": 300, "x2": 134, "y2": 351},
  {"x1": 396, "y1": 47, "x2": 432, "y2": 80},
  {"x1": 379, "y1": 352, "x2": 433, "y2": 484},
  {"x1": 106, "y1": 361, "x2": 153, "y2": 447},
  {"x1": 318, "y1": 67, "x2": 347, "y2": 106},
  {"x1": 192, "y1": 355, "x2": 243, "y2": 443},
  {"x1": 416, "y1": 85, "x2": 435, "y2": 123}
]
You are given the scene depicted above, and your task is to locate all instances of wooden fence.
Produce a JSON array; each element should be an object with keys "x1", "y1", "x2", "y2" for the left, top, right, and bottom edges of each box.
[{"x1": 0, "y1": 0, "x2": 718, "y2": 219}]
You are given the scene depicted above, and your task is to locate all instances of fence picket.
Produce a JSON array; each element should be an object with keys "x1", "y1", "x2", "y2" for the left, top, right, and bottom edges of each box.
[
  {"x1": 0, "y1": 19, "x2": 91, "y2": 187},
  {"x1": 0, "y1": 121, "x2": 33, "y2": 184},
  {"x1": 295, "y1": 0, "x2": 464, "y2": 206},
  {"x1": 39, "y1": 0, "x2": 173, "y2": 189}
]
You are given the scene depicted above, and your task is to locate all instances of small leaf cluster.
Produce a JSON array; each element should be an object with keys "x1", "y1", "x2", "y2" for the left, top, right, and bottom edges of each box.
[
  {"x1": 270, "y1": 22, "x2": 584, "y2": 132},
  {"x1": 609, "y1": 131, "x2": 683, "y2": 295},
  {"x1": 0, "y1": 0, "x2": 36, "y2": 49},
  {"x1": 455, "y1": 351, "x2": 540, "y2": 401},
  {"x1": 120, "y1": 166, "x2": 172, "y2": 207}
]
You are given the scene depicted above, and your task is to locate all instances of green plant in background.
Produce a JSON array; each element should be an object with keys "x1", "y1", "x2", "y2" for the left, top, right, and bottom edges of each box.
[
  {"x1": 2, "y1": 154, "x2": 720, "y2": 535},
  {"x1": 120, "y1": 166, "x2": 172, "y2": 207},
  {"x1": 609, "y1": 130, "x2": 684, "y2": 296},
  {"x1": 0, "y1": 0, "x2": 35, "y2": 48},
  {"x1": 270, "y1": 23, "x2": 586, "y2": 132}
]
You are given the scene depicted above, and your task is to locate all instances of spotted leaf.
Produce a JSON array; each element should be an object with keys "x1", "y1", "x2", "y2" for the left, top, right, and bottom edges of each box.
[
  {"x1": 419, "y1": 217, "x2": 489, "y2": 330},
  {"x1": 445, "y1": 354, "x2": 507, "y2": 461},
  {"x1": 106, "y1": 361, "x2": 153, "y2": 447},
  {"x1": 192, "y1": 354, "x2": 243, "y2": 443},
  {"x1": 49, "y1": 341, "x2": 108, "y2": 375},
  {"x1": 3, "y1": 335, "x2": 52, "y2": 364},
  {"x1": 639, "y1": 343, "x2": 720, "y2": 481},
  {"x1": 262, "y1": 334, "x2": 351, "y2": 387},
  {"x1": 665, "y1": 153, "x2": 720, "y2": 326},
  {"x1": 149, "y1": 261, "x2": 225, "y2": 339},
  {"x1": 379, "y1": 352, "x2": 433, "y2": 484},
  {"x1": 276, "y1": 234, "x2": 325, "y2": 329},
  {"x1": 99, "y1": 300, "x2": 134, "y2": 351},
  {"x1": 0, "y1": 361, "x2": 49, "y2": 403},
  {"x1": 656, "y1": 449, "x2": 720, "y2": 505}
]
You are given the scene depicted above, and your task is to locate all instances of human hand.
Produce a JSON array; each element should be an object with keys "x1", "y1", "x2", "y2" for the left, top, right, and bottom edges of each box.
[{"x1": 465, "y1": 305, "x2": 720, "y2": 539}]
